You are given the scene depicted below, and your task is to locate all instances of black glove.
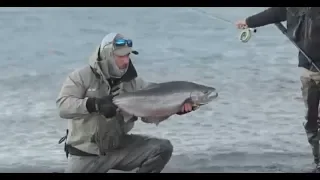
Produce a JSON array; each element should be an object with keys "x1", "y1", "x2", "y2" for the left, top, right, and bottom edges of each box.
[{"x1": 86, "y1": 95, "x2": 118, "y2": 118}]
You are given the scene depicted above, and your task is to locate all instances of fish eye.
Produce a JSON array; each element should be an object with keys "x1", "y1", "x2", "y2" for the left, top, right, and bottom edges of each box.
[{"x1": 203, "y1": 90, "x2": 208, "y2": 94}]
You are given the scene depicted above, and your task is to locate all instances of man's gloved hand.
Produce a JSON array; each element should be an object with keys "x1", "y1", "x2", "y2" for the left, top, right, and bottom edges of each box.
[
  {"x1": 95, "y1": 95, "x2": 118, "y2": 118},
  {"x1": 86, "y1": 95, "x2": 118, "y2": 118}
]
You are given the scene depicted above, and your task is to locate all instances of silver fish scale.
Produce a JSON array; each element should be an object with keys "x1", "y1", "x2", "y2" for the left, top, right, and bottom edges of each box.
[
  {"x1": 120, "y1": 81, "x2": 200, "y2": 98},
  {"x1": 114, "y1": 91, "x2": 189, "y2": 117},
  {"x1": 113, "y1": 81, "x2": 216, "y2": 119}
]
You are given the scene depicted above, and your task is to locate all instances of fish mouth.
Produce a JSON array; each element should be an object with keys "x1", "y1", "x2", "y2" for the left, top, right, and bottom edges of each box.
[
  {"x1": 196, "y1": 90, "x2": 218, "y2": 106},
  {"x1": 206, "y1": 91, "x2": 218, "y2": 101},
  {"x1": 209, "y1": 91, "x2": 218, "y2": 99}
]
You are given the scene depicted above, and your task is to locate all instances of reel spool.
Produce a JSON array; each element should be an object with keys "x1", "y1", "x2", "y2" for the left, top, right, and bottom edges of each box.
[{"x1": 239, "y1": 28, "x2": 257, "y2": 43}]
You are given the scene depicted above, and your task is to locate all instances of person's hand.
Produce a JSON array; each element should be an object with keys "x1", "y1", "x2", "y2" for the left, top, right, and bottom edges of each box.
[
  {"x1": 96, "y1": 84, "x2": 122, "y2": 118},
  {"x1": 235, "y1": 19, "x2": 248, "y2": 29},
  {"x1": 176, "y1": 102, "x2": 195, "y2": 115},
  {"x1": 96, "y1": 95, "x2": 118, "y2": 118}
]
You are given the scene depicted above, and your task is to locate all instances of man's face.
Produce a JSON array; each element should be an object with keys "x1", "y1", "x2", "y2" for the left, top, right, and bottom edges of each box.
[{"x1": 114, "y1": 53, "x2": 130, "y2": 69}]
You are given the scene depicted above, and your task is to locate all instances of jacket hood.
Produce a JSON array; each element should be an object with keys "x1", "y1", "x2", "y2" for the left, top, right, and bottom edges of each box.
[
  {"x1": 88, "y1": 36, "x2": 138, "y2": 82},
  {"x1": 88, "y1": 45, "x2": 112, "y2": 79},
  {"x1": 88, "y1": 32, "x2": 139, "y2": 80}
]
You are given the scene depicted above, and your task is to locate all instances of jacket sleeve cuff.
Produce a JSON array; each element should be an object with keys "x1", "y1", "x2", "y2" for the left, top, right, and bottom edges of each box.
[{"x1": 245, "y1": 17, "x2": 254, "y2": 28}]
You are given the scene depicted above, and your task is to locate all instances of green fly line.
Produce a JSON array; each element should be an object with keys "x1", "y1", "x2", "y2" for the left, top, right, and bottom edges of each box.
[{"x1": 190, "y1": 8, "x2": 257, "y2": 43}]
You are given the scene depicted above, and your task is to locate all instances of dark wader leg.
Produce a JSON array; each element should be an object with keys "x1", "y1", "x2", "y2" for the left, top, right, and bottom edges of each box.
[
  {"x1": 301, "y1": 76, "x2": 320, "y2": 168},
  {"x1": 64, "y1": 134, "x2": 173, "y2": 173}
]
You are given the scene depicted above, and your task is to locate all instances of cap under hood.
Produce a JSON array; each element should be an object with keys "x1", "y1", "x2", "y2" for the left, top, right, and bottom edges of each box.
[{"x1": 88, "y1": 33, "x2": 138, "y2": 80}]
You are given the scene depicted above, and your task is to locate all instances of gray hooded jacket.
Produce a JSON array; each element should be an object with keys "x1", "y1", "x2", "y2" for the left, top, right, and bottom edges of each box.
[{"x1": 56, "y1": 34, "x2": 150, "y2": 155}]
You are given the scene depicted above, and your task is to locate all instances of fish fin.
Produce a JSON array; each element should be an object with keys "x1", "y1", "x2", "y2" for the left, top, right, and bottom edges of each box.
[
  {"x1": 142, "y1": 83, "x2": 160, "y2": 90},
  {"x1": 183, "y1": 97, "x2": 193, "y2": 104},
  {"x1": 141, "y1": 116, "x2": 171, "y2": 125}
]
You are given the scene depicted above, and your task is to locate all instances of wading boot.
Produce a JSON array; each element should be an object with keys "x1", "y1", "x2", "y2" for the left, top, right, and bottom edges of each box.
[{"x1": 304, "y1": 123, "x2": 320, "y2": 173}]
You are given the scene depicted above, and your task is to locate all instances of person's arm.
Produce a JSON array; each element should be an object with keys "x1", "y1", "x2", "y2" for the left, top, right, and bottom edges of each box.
[
  {"x1": 56, "y1": 69, "x2": 116, "y2": 119},
  {"x1": 246, "y1": 7, "x2": 287, "y2": 28},
  {"x1": 56, "y1": 70, "x2": 90, "y2": 119}
]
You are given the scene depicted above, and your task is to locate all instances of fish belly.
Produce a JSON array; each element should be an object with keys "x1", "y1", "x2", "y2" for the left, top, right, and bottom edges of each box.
[
  {"x1": 114, "y1": 95, "x2": 183, "y2": 117},
  {"x1": 141, "y1": 116, "x2": 171, "y2": 125}
]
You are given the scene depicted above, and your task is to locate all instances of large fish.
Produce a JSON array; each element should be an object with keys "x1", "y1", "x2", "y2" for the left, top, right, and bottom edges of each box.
[{"x1": 113, "y1": 81, "x2": 218, "y2": 125}]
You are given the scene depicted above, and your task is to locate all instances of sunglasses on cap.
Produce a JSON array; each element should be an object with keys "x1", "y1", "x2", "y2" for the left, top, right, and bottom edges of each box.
[
  {"x1": 113, "y1": 38, "x2": 133, "y2": 47},
  {"x1": 113, "y1": 37, "x2": 139, "y2": 55}
]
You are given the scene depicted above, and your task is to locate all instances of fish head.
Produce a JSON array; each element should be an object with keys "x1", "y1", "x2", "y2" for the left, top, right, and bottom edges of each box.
[{"x1": 189, "y1": 84, "x2": 218, "y2": 106}]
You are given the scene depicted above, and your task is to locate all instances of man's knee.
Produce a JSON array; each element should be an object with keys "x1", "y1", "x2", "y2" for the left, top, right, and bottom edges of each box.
[
  {"x1": 159, "y1": 139, "x2": 173, "y2": 159},
  {"x1": 136, "y1": 138, "x2": 173, "y2": 173},
  {"x1": 149, "y1": 138, "x2": 173, "y2": 162}
]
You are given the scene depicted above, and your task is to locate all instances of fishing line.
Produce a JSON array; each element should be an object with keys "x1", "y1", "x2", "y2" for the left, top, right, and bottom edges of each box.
[
  {"x1": 189, "y1": 8, "x2": 257, "y2": 43},
  {"x1": 190, "y1": 7, "x2": 318, "y2": 70}
]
